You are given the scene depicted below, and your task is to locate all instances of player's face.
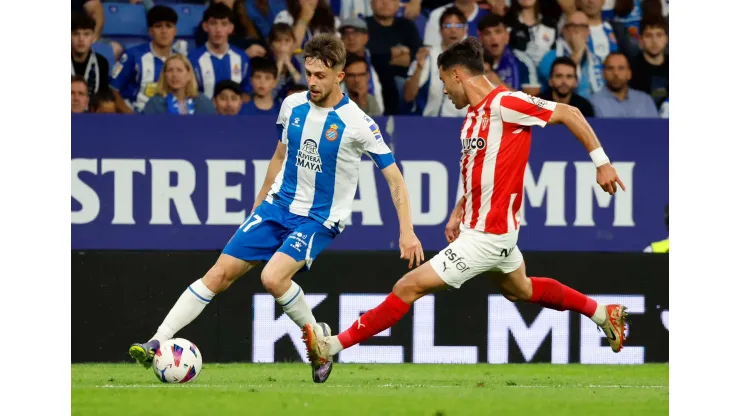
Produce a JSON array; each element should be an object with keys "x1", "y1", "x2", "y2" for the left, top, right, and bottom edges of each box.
[
  {"x1": 71, "y1": 29, "x2": 94, "y2": 55},
  {"x1": 94, "y1": 101, "x2": 117, "y2": 113},
  {"x1": 165, "y1": 59, "x2": 189, "y2": 91},
  {"x1": 344, "y1": 61, "x2": 369, "y2": 94},
  {"x1": 478, "y1": 25, "x2": 508, "y2": 58},
  {"x1": 251, "y1": 72, "x2": 277, "y2": 98},
  {"x1": 641, "y1": 27, "x2": 667, "y2": 58},
  {"x1": 71, "y1": 81, "x2": 89, "y2": 113},
  {"x1": 149, "y1": 22, "x2": 177, "y2": 48},
  {"x1": 214, "y1": 89, "x2": 243, "y2": 115},
  {"x1": 603, "y1": 55, "x2": 631, "y2": 91},
  {"x1": 304, "y1": 57, "x2": 344, "y2": 105},
  {"x1": 440, "y1": 17, "x2": 466, "y2": 48},
  {"x1": 549, "y1": 64, "x2": 577, "y2": 96},
  {"x1": 341, "y1": 29, "x2": 368, "y2": 55},
  {"x1": 439, "y1": 67, "x2": 468, "y2": 109},
  {"x1": 271, "y1": 34, "x2": 294, "y2": 56},
  {"x1": 205, "y1": 18, "x2": 234, "y2": 46}
]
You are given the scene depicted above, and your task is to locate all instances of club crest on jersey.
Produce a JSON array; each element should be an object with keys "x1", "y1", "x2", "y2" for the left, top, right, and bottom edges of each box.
[
  {"x1": 462, "y1": 137, "x2": 486, "y2": 154},
  {"x1": 481, "y1": 114, "x2": 490, "y2": 131},
  {"x1": 325, "y1": 124, "x2": 339, "y2": 141},
  {"x1": 296, "y1": 139, "x2": 323, "y2": 172},
  {"x1": 528, "y1": 95, "x2": 549, "y2": 109}
]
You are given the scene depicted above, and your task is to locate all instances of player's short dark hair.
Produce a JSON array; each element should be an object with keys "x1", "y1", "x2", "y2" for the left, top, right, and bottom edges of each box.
[
  {"x1": 639, "y1": 15, "x2": 668, "y2": 36},
  {"x1": 440, "y1": 7, "x2": 467, "y2": 27},
  {"x1": 72, "y1": 12, "x2": 96, "y2": 32},
  {"x1": 250, "y1": 57, "x2": 278, "y2": 79},
  {"x1": 269, "y1": 23, "x2": 294, "y2": 43},
  {"x1": 344, "y1": 54, "x2": 369, "y2": 72},
  {"x1": 550, "y1": 56, "x2": 578, "y2": 78},
  {"x1": 203, "y1": 3, "x2": 234, "y2": 23},
  {"x1": 437, "y1": 37, "x2": 485, "y2": 75},
  {"x1": 147, "y1": 5, "x2": 178, "y2": 27},
  {"x1": 90, "y1": 88, "x2": 115, "y2": 110},
  {"x1": 304, "y1": 33, "x2": 346, "y2": 70},
  {"x1": 477, "y1": 13, "x2": 506, "y2": 32}
]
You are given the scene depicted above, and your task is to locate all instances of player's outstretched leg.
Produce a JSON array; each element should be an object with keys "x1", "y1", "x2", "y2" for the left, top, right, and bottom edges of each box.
[
  {"x1": 492, "y1": 262, "x2": 628, "y2": 353},
  {"x1": 128, "y1": 254, "x2": 255, "y2": 368},
  {"x1": 303, "y1": 262, "x2": 446, "y2": 383}
]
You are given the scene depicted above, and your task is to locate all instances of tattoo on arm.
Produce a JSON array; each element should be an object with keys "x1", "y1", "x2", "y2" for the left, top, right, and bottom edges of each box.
[{"x1": 391, "y1": 185, "x2": 404, "y2": 210}]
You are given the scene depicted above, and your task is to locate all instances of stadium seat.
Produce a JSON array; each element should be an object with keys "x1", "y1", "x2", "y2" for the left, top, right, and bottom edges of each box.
[
  {"x1": 102, "y1": 3, "x2": 149, "y2": 37},
  {"x1": 171, "y1": 4, "x2": 207, "y2": 39}
]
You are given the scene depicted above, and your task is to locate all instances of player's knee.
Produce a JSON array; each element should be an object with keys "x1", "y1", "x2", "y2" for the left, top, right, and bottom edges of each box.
[
  {"x1": 260, "y1": 267, "x2": 287, "y2": 296},
  {"x1": 202, "y1": 264, "x2": 233, "y2": 294},
  {"x1": 392, "y1": 275, "x2": 423, "y2": 303}
]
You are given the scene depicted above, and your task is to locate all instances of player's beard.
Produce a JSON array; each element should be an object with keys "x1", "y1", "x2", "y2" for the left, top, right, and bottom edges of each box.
[{"x1": 310, "y1": 86, "x2": 334, "y2": 106}]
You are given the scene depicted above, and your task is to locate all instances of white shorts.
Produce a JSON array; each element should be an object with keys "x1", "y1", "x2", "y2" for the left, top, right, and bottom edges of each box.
[{"x1": 429, "y1": 225, "x2": 523, "y2": 289}]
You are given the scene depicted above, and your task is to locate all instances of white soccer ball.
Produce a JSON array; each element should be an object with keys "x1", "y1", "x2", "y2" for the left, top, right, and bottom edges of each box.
[{"x1": 152, "y1": 338, "x2": 203, "y2": 383}]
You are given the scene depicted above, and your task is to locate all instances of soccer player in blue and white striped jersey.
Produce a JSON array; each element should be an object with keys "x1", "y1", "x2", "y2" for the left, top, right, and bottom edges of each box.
[
  {"x1": 188, "y1": 3, "x2": 251, "y2": 100},
  {"x1": 110, "y1": 6, "x2": 179, "y2": 113},
  {"x1": 129, "y1": 34, "x2": 423, "y2": 383}
]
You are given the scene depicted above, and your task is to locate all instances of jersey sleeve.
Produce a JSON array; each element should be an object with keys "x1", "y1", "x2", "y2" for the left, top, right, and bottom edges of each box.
[
  {"x1": 356, "y1": 115, "x2": 395, "y2": 169},
  {"x1": 110, "y1": 51, "x2": 135, "y2": 93},
  {"x1": 497, "y1": 91, "x2": 557, "y2": 127},
  {"x1": 275, "y1": 97, "x2": 293, "y2": 143}
]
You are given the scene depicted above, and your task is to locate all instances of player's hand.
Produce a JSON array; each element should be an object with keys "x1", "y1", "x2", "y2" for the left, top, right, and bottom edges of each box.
[
  {"x1": 596, "y1": 164, "x2": 626, "y2": 195},
  {"x1": 445, "y1": 214, "x2": 462, "y2": 243},
  {"x1": 399, "y1": 229, "x2": 424, "y2": 269}
]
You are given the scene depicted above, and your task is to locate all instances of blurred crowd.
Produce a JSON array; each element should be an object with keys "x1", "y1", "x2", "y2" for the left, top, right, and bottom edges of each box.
[{"x1": 72, "y1": 0, "x2": 669, "y2": 118}]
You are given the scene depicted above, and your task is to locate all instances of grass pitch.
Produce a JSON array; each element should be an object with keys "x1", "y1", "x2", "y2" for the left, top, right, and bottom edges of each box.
[{"x1": 72, "y1": 363, "x2": 668, "y2": 415}]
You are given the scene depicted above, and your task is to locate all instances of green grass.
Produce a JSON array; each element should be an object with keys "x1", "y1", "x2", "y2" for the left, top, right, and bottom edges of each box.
[{"x1": 72, "y1": 363, "x2": 668, "y2": 416}]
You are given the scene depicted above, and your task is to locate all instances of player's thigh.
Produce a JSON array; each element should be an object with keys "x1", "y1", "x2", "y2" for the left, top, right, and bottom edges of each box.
[
  {"x1": 222, "y1": 202, "x2": 288, "y2": 264},
  {"x1": 275, "y1": 218, "x2": 338, "y2": 272},
  {"x1": 488, "y1": 247, "x2": 531, "y2": 300},
  {"x1": 428, "y1": 227, "x2": 517, "y2": 290},
  {"x1": 392, "y1": 262, "x2": 449, "y2": 303},
  {"x1": 207, "y1": 253, "x2": 258, "y2": 282}
]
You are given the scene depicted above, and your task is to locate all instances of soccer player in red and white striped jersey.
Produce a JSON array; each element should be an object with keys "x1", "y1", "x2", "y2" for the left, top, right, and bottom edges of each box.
[{"x1": 303, "y1": 38, "x2": 628, "y2": 382}]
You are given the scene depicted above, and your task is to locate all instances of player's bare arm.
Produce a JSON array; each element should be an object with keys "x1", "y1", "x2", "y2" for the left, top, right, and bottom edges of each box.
[
  {"x1": 252, "y1": 142, "x2": 287, "y2": 212},
  {"x1": 381, "y1": 163, "x2": 424, "y2": 269},
  {"x1": 548, "y1": 103, "x2": 626, "y2": 195},
  {"x1": 444, "y1": 197, "x2": 465, "y2": 243}
]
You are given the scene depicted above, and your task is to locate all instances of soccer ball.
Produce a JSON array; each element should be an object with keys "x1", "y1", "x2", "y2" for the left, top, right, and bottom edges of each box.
[{"x1": 152, "y1": 338, "x2": 203, "y2": 383}]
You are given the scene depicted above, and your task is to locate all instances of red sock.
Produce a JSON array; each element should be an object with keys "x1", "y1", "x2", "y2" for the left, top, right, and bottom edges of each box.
[
  {"x1": 529, "y1": 277, "x2": 597, "y2": 317},
  {"x1": 337, "y1": 293, "x2": 411, "y2": 348}
]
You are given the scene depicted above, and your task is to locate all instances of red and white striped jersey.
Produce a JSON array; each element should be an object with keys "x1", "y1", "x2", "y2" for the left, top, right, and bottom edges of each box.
[{"x1": 458, "y1": 87, "x2": 557, "y2": 235}]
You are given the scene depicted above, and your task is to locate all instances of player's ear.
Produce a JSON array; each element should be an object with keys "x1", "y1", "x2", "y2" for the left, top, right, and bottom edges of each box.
[{"x1": 336, "y1": 69, "x2": 345, "y2": 84}]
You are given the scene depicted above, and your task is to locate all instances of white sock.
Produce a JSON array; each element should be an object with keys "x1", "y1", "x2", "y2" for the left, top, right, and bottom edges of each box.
[
  {"x1": 328, "y1": 336, "x2": 344, "y2": 356},
  {"x1": 275, "y1": 281, "x2": 317, "y2": 328},
  {"x1": 590, "y1": 303, "x2": 607, "y2": 326},
  {"x1": 150, "y1": 279, "x2": 216, "y2": 342}
]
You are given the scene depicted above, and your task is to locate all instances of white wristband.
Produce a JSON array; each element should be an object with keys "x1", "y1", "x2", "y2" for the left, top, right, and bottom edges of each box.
[{"x1": 589, "y1": 147, "x2": 610, "y2": 167}]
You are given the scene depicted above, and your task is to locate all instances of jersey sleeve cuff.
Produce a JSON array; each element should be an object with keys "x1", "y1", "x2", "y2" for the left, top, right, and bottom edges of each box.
[{"x1": 368, "y1": 152, "x2": 395, "y2": 169}]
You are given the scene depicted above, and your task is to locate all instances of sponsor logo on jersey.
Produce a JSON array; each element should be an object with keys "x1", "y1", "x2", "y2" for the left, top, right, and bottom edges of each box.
[
  {"x1": 296, "y1": 139, "x2": 323, "y2": 172},
  {"x1": 325, "y1": 124, "x2": 339, "y2": 141},
  {"x1": 444, "y1": 248, "x2": 470, "y2": 273},
  {"x1": 461, "y1": 137, "x2": 486, "y2": 154}
]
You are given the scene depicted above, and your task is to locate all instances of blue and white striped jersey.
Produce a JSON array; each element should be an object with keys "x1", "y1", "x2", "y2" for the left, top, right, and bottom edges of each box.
[
  {"x1": 267, "y1": 92, "x2": 395, "y2": 232},
  {"x1": 188, "y1": 45, "x2": 251, "y2": 99},
  {"x1": 110, "y1": 43, "x2": 168, "y2": 112}
]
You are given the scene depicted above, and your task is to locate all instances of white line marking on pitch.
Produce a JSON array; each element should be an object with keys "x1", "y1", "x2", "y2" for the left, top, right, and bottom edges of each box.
[{"x1": 76, "y1": 384, "x2": 665, "y2": 390}]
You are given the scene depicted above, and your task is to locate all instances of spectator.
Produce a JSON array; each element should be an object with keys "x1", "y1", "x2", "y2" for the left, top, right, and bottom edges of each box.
[
  {"x1": 341, "y1": 0, "x2": 422, "y2": 20},
  {"x1": 339, "y1": 17, "x2": 384, "y2": 114},
  {"x1": 89, "y1": 89, "x2": 117, "y2": 113},
  {"x1": 659, "y1": 98, "x2": 668, "y2": 118},
  {"x1": 269, "y1": 23, "x2": 305, "y2": 99},
  {"x1": 274, "y1": 0, "x2": 340, "y2": 49},
  {"x1": 240, "y1": 57, "x2": 280, "y2": 115},
  {"x1": 539, "y1": 57, "x2": 594, "y2": 117},
  {"x1": 246, "y1": 0, "x2": 288, "y2": 41},
  {"x1": 213, "y1": 80, "x2": 245, "y2": 115},
  {"x1": 195, "y1": 0, "x2": 267, "y2": 58},
  {"x1": 189, "y1": 3, "x2": 252, "y2": 100},
  {"x1": 142, "y1": 55, "x2": 216, "y2": 115},
  {"x1": 73, "y1": 0, "x2": 120, "y2": 68},
  {"x1": 404, "y1": 7, "x2": 468, "y2": 117},
  {"x1": 72, "y1": 12, "x2": 109, "y2": 97},
  {"x1": 577, "y1": 0, "x2": 639, "y2": 61},
  {"x1": 477, "y1": 14, "x2": 540, "y2": 95},
  {"x1": 589, "y1": 52, "x2": 658, "y2": 118},
  {"x1": 538, "y1": 11, "x2": 602, "y2": 98},
  {"x1": 285, "y1": 82, "x2": 309, "y2": 96},
  {"x1": 629, "y1": 15, "x2": 668, "y2": 108},
  {"x1": 344, "y1": 54, "x2": 383, "y2": 116},
  {"x1": 425, "y1": 0, "x2": 491, "y2": 46},
  {"x1": 504, "y1": 0, "x2": 557, "y2": 66},
  {"x1": 601, "y1": 0, "x2": 668, "y2": 41},
  {"x1": 72, "y1": 76, "x2": 90, "y2": 114},
  {"x1": 366, "y1": 0, "x2": 423, "y2": 115},
  {"x1": 110, "y1": 6, "x2": 179, "y2": 113}
]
